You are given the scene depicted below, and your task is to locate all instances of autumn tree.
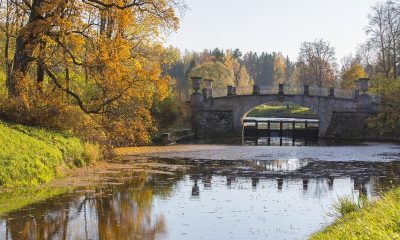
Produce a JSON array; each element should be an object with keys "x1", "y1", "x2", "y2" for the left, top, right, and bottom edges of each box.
[
  {"x1": 189, "y1": 62, "x2": 234, "y2": 88},
  {"x1": 5, "y1": 0, "x2": 183, "y2": 106},
  {"x1": 297, "y1": 39, "x2": 337, "y2": 87},
  {"x1": 274, "y1": 53, "x2": 286, "y2": 84},
  {"x1": 0, "y1": 0, "x2": 186, "y2": 146},
  {"x1": 223, "y1": 50, "x2": 241, "y2": 86},
  {"x1": 237, "y1": 65, "x2": 253, "y2": 89},
  {"x1": 341, "y1": 64, "x2": 367, "y2": 89}
]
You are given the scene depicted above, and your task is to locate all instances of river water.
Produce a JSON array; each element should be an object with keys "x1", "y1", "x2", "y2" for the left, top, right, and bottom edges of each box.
[{"x1": 1, "y1": 144, "x2": 400, "y2": 240}]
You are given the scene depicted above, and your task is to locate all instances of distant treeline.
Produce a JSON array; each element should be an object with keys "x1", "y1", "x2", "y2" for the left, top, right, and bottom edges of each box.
[
  {"x1": 163, "y1": 48, "x2": 295, "y2": 90},
  {"x1": 163, "y1": 39, "x2": 356, "y2": 91}
]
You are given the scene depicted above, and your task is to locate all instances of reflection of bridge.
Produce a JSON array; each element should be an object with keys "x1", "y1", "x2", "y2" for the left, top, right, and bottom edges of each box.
[{"x1": 189, "y1": 78, "x2": 381, "y2": 139}]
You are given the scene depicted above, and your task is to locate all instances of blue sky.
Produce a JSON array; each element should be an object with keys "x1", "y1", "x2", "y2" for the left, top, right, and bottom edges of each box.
[{"x1": 166, "y1": 0, "x2": 378, "y2": 61}]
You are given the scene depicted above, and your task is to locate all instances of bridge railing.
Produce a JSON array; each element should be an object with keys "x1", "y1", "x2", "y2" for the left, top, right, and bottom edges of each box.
[
  {"x1": 309, "y1": 86, "x2": 329, "y2": 97},
  {"x1": 210, "y1": 84, "x2": 358, "y2": 99},
  {"x1": 284, "y1": 84, "x2": 305, "y2": 95},
  {"x1": 179, "y1": 78, "x2": 382, "y2": 103}
]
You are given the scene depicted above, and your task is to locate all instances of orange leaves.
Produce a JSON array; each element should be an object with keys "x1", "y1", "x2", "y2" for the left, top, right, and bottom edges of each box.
[{"x1": 4, "y1": 0, "x2": 184, "y2": 145}]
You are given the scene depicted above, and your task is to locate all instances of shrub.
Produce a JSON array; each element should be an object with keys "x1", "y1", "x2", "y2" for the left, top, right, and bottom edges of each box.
[
  {"x1": 331, "y1": 194, "x2": 368, "y2": 218},
  {"x1": 83, "y1": 142, "x2": 102, "y2": 164},
  {"x1": 151, "y1": 92, "x2": 190, "y2": 130}
]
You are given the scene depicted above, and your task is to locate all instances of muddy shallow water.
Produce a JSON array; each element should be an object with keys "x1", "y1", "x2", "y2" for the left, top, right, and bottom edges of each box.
[{"x1": 2, "y1": 144, "x2": 400, "y2": 240}]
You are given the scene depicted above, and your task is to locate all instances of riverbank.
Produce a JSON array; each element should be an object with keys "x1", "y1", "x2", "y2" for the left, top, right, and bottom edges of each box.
[
  {"x1": 311, "y1": 188, "x2": 400, "y2": 239},
  {"x1": 0, "y1": 121, "x2": 89, "y2": 187},
  {"x1": 0, "y1": 120, "x2": 192, "y2": 216}
]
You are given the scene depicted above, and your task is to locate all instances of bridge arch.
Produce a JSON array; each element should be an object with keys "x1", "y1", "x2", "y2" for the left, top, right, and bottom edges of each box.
[
  {"x1": 240, "y1": 100, "x2": 320, "y2": 124},
  {"x1": 206, "y1": 94, "x2": 357, "y2": 137}
]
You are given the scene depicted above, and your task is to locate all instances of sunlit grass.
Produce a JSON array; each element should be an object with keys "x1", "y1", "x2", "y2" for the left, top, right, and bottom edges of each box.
[
  {"x1": 247, "y1": 104, "x2": 317, "y2": 118},
  {"x1": 0, "y1": 121, "x2": 88, "y2": 187},
  {"x1": 311, "y1": 188, "x2": 400, "y2": 239}
]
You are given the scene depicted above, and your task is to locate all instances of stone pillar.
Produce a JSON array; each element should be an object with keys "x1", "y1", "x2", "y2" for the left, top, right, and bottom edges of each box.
[
  {"x1": 190, "y1": 77, "x2": 203, "y2": 108},
  {"x1": 329, "y1": 88, "x2": 335, "y2": 98},
  {"x1": 304, "y1": 84, "x2": 310, "y2": 96},
  {"x1": 252, "y1": 84, "x2": 260, "y2": 95},
  {"x1": 356, "y1": 78, "x2": 372, "y2": 111},
  {"x1": 232, "y1": 86, "x2": 237, "y2": 96},
  {"x1": 202, "y1": 88, "x2": 208, "y2": 101},
  {"x1": 354, "y1": 90, "x2": 360, "y2": 100},
  {"x1": 204, "y1": 79, "x2": 213, "y2": 99},
  {"x1": 227, "y1": 85, "x2": 234, "y2": 96},
  {"x1": 278, "y1": 84, "x2": 285, "y2": 101},
  {"x1": 278, "y1": 84, "x2": 285, "y2": 95},
  {"x1": 190, "y1": 77, "x2": 203, "y2": 138},
  {"x1": 357, "y1": 78, "x2": 370, "y2": 94}
]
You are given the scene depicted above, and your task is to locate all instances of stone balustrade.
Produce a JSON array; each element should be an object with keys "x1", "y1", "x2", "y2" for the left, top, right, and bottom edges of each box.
[{"x1": 190, "y1": 77, "x2": 375, "y2": 102}]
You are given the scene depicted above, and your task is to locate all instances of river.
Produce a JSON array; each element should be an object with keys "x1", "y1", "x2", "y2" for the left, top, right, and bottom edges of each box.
[{"x1": 1, "y1": 143, "x2": 400, "y2": 240}]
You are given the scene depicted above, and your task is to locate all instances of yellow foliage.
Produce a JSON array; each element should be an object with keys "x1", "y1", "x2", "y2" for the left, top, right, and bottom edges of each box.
[
  {"x1": 1, "y1": 0, "x2": 184, "y2": 146},
  {"x1": 341, "y1": 64, "x2": 368, "y2": 90}
]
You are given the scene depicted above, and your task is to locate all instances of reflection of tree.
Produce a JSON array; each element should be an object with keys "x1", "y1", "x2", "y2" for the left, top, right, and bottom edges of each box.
[
  {"x1": 6, "y1": 196, "x2": 88, "y2": 239},
  {"x1": 96, "y1": 188, "x2": 166, "y2": 240},
  {"x1": 3, "y1": 172, "x2": 185, "y2": 240}
]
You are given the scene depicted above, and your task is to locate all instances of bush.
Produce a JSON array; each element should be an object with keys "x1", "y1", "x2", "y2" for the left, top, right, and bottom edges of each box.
[
  {"x1": 83, "y1": 142, "x2": 102, "y2": 164},
  {"x1": 331, "y1": 194, "x2": 368, "y2": 218},
  {"x1": 151, "y1": 92, "x2": 190, "y2": 130},
  {"x1": 368, "y1": 78, "x2": 400, "y2": 137}
]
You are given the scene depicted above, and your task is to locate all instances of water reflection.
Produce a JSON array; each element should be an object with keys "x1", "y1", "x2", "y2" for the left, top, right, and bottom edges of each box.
[{"x1": 1, "y1": 160, "x2": 400, "y2": 240}]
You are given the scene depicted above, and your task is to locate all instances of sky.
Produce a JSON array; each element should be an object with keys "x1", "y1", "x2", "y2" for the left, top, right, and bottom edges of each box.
[{"x1": 166, "y1": 0, "x2": 378, "y2": 61}]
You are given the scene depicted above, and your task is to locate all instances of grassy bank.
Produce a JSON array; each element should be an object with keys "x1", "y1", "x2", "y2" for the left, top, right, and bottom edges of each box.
[
  {"x1": 311, "y1": 188, "x2": 400, "y2": 239},
  {"x1": 0, "y1": 121, "x2": 94, "y2": 187},
  {"x1": 247, "y1": 104, "x2": 317, "y2": 119}
]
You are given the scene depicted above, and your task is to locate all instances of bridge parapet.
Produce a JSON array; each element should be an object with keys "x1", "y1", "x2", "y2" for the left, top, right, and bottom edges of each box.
[
  {"x1": 182, "y1": 78, "x2": 381, "y2": 103},
  {"x1": 195, "y1": 80, "x2": 380, "y2": 103}
]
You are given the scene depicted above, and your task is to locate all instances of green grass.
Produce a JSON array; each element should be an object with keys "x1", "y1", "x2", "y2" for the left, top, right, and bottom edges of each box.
[
  {"x1": 0, "y1": 121, "x2": 87, "y2": 187},
  {"x1": 247, "y1": 104, "x2": 317, "y2": 118},
  {"x1": 311, "y1": 188, "x2": 400, "y2": 239}
]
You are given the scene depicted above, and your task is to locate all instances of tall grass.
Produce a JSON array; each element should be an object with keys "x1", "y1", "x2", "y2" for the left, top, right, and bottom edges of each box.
[
  {"x1": 311, "y1": 189, "x2": 400, "y2": 239},
  {"x1": 330, "y1": 194, "x2": 368, "y2": 218}
]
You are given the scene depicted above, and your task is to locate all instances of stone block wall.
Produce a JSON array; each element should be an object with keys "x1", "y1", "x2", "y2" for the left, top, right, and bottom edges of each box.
[
  {"x1": 325, "y1": 112, "x2": 374, "y2": 139},
  {"x1": 193, "y1": 110, "x2": 235, "y2": 138}
]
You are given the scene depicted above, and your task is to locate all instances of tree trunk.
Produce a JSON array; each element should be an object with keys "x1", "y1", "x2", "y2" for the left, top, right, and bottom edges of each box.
[{"x1": 10, "y1": 0, "x2": 44, "y2": 97}]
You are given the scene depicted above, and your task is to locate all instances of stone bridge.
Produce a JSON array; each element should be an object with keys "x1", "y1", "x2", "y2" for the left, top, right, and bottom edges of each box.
[{"x1": 189, "y1": 78, "x2": 381, "y2": 139}]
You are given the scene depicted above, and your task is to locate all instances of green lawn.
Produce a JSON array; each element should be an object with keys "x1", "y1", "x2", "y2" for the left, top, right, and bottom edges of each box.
[
  {"x1": 247, "y1": 104, "x2": 317, "y2": 119},
  {"x1": 0, "y1": 121, "x2": 88, "y2": 187},
  {"x1": 311, "y1": 188, "x2": 400, "y2": 239}
]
